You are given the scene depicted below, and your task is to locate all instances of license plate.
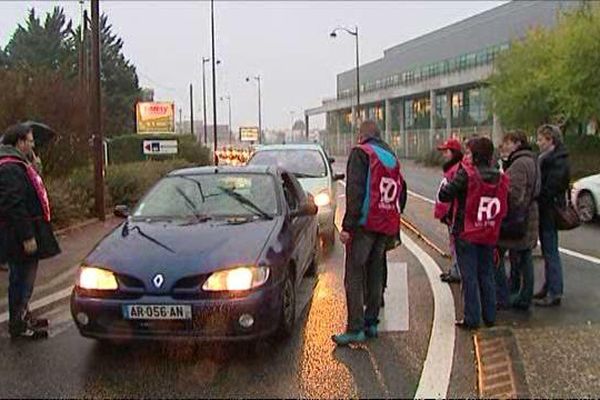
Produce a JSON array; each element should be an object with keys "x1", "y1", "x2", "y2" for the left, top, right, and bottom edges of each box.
[{"x1": 123, "y1": 304, "x2": 192, "y2": 320}]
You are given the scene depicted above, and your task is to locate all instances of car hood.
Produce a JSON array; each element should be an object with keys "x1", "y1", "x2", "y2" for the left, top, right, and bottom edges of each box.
[
  {"x1": 297, "y1": 176, "x2": 330, "y2": 196},
  {"x1": 85, "y1": 218, "x2": 280, "y2": 282}
]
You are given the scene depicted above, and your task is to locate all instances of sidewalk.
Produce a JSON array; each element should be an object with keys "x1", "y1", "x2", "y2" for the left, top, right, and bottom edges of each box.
[{"x1": 0, "y1": 217, "x2": 121, "y2": 312}]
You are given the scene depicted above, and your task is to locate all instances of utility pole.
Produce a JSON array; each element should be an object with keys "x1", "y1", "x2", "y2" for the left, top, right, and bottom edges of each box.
[
  {"x1": 189, "y1": 83, "x2": 194, "y2": 136},
  {"x1": 178, "y1": 108, "x2": 183, "y2": 134},
  {"x1": 78, "y1": 0, "x2": 85, "y2": 89},
  {"x1": 210, "y1": 0, "x2": 218, "y2": 160},
  {"x1": 221, "y1": 96, "x2": 232, "y2": 145},
  {"x1": 202, "y1": 57, "x2": 209, "y2": 145},
  {"x1": 91, "y1": 0, "x2": 105, "y2": 221}
]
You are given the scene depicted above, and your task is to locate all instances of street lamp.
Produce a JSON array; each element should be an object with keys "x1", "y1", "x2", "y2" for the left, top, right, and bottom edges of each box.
[
  {"x1": 246, "y1": 75, "x2": 262, "y2": 144},
  {"x1": 330, "y1": 25, "x2": 360, "y2": 127},
  {"x1": 201, "y1": 57, "x2": 221, "y2": 146},
  {"x1": 220, "y1": 95, "x2": 232, "y2": 145}
]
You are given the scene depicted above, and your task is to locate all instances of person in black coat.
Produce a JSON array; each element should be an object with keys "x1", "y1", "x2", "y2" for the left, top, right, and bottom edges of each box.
[
  {"x1": 533, "y1": 124, "x2": 570, "y2": 307},
  {"x1": 0, "y1": 123, "x2": 60, "y2": 339}
]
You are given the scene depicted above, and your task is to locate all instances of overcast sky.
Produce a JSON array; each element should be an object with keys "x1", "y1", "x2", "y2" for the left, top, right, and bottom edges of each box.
[{"x1": 1, "y1": 1, "x2": 506, "y2": 131}]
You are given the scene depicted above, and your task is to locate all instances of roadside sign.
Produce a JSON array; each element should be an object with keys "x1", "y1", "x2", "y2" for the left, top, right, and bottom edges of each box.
[
  {"x1": 143, "y1": 140, "x2": 178, "y2": 155},
  {"x1": 239, "y1": 126, "x2": 259, "y2": 142},
  {"x1": 136, "y1": 102, "x2": 176, "y2": 134}
]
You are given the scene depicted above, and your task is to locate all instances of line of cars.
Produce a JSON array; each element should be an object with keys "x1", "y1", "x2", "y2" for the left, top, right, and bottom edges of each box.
[{"x1": 70, "y1": 143, "x2": 344, "y2": 343}]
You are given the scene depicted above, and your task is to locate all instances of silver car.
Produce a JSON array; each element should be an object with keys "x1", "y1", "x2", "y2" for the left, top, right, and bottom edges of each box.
[{"x1": 248, "y1": 143, "x2": 345, "y2": 247}]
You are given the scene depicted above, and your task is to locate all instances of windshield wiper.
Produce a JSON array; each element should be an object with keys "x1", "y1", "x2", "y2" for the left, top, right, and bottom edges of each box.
[
  {"x1": 292, "y1": 172, "x2": 321, "y2": 179},
  {"x1": 174, "y1": 186, "x2": 210, "y2": 222},
  {"x1": 218, "y1": 187, "x2": 274, "y2": 220},
  {"x1": 121, "y1": 220, "x2": 176, "y2": 254}
]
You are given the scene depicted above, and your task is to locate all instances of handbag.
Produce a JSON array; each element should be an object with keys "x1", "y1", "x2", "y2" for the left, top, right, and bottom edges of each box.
[{"x1": 553, "y1": 192, "x2": 581, "y2": 231}]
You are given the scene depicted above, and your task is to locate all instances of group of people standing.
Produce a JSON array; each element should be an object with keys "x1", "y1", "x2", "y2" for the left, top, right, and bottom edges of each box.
[{"x1": 435, "y1": 124, "x2": 570, "y2": 330}]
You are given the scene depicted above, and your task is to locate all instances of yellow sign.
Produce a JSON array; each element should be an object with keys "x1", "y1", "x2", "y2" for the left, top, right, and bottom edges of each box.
[
  {"x1": 136, "y1": 102, "x2": 175, "y2": 134},
  {"x1": 239, "y1": 126, "x2": 259, "y2": 142}
]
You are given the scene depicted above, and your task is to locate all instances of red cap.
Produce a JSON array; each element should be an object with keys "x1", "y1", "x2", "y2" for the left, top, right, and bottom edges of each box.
[{"x1": 437, "y1": 138, "x2": 462, "y2": 152}]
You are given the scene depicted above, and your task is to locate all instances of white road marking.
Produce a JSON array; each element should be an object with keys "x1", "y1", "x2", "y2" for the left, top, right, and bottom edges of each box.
[
  {"x1": 408, "y1": 189, "x2": 435, "y2": 205},
  {"x1": 408, "y1": 190, "x2": 600, "y2": 266},
  {"x1": 403, "y1": 232, "x2": 455, "y2": 399},
  {"x1": 379, "y1": 262, "x2": 409, "y2": 332},
  {"x1": 0, "y1": 286, "x2": 73, "y2": 324}
]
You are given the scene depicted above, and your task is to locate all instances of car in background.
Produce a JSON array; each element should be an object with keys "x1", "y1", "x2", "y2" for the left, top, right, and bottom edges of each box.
[
  {"x1": 247, "y1": 143, "x2": 345, "y2": 247},
  {"x1": 572, "y1": 173, "x2": 600, "y2": 223},
  {"x1": 71, "y1": 165, "x2": 319, "y2": 341}
]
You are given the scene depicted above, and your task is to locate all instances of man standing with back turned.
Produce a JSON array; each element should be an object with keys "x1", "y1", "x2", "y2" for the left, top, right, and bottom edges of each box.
[{"x1": 333, "y1": 120, "x2": 404, "y2": 346}]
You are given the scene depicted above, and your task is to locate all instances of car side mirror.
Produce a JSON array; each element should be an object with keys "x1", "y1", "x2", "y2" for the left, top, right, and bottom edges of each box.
[
  {"x1": 328, "y1": 157, "x2": 336, "y2": 164},
  {"x1": 290, "y1": 203, "x2": 318, "y2": 219},
  {"x1": 333, "y1": 173, "x2": 345, "y2": 181},
  {"x1": 114, "y1": 205, "x2": 130, "y2": 218}
]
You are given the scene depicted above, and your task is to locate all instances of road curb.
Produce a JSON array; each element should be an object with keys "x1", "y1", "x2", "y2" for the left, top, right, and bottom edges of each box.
[{"x1": 54, "y1": 213, "x2": 113, "y2": 236}]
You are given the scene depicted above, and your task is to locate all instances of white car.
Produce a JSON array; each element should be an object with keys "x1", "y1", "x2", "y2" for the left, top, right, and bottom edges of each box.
[{"x1": 572, "y1": 173, "x2": 600, "y2": 223}]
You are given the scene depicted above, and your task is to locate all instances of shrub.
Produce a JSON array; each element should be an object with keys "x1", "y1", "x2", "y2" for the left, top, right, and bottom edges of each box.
[
  {"x1": 47, "y1": 159, "x2": 193, "y2": 228},
  {"x1": 108, "y1": 134, "x2": 211, "y2": 166},
  {"x1": 415, "y1": 149, "x2": 445, "y2": 167}
]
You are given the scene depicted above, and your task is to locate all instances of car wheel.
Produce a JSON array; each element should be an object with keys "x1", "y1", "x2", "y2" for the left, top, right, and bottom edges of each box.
[
  {"x1": 577, "y1": 191, "x2": 597, "y2": 223},
  {"x1": 276, "y1": 269, "x2": 296, "y2": 339}
]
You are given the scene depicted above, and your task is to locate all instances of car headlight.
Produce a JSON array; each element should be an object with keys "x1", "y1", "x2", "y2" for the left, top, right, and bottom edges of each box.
[
  {"x1": 314, "y1": 191, "x2": 331, "y2": 207},
  {"x1": 202, "y1": 266, "x2": 270, "y2": 292},
  {"x1": 78, "y1": 266, "x2": 118, "y2": 290}
]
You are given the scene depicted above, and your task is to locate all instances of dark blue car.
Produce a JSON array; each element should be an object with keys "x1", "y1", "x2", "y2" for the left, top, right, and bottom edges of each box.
[{"x1": 70, "y1": 165, "x2": 319, "y2": 341}]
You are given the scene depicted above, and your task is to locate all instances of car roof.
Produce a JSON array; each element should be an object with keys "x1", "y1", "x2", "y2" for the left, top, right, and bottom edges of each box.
[
  {"x1": 168, "y1": 165, "x2": 279, "y2": 177},
  {"x1": 253, "y1": 143, "x2": 325, "y2": 152}
]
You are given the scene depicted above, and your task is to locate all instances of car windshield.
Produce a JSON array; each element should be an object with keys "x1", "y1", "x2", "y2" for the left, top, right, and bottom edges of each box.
[
  {"x1": 132, "y1": 173, "x2": 279, "y2": 219},
  {"x1": 249, "y1": 149, "x2": 328, "y2": 178}
]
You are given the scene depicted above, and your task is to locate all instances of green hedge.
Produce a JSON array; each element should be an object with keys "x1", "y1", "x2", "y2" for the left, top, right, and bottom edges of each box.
[
  {"x1": 47, "y1": 159, "x2": 193, "y2": 228},
  {"x1": 108, "y1": 134, "x2": 211, "y2": 165}
]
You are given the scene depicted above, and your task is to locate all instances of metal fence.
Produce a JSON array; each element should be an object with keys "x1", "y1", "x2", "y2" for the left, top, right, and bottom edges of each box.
[{"x1": 321, "y1": 126, "x2": 493, "y2": 158}]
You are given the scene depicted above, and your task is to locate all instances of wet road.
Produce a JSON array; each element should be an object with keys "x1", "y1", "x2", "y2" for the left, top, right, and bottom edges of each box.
[{"x1": 0, "y1": 180, "x2": 440, "y2": 399}]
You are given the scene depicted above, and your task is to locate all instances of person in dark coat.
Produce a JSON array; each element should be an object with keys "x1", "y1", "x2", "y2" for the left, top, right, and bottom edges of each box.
[
  {"x1": 0, "y1": 123, "x2": 61, "y2": 339},
  {"x1": 333, "y1": 120, "x2": 403, "y2": 346},
  {"x1": 534, "y1": 124, "x2": 570, "y2": 307},
  {"x1": 496, "y1": 131, "x2": 540, "y2": 311},
  {"x1": 438, "y1": 137, "x2": 506, "y2": 330}
]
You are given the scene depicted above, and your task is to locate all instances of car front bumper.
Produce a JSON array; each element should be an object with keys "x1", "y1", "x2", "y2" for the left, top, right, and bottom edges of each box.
[{"x1": 70, "y1": 283, "x2": 283, "y2": 341}]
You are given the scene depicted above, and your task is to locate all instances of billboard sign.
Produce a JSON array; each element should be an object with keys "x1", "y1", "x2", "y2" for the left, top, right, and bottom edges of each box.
[
  {"x1": 143, "y1": 140, "x2": 178, "y2": 155},
  {"x1": 136, "y1": 102, "x2": 175, "y2": 134},
  {"x1": 239, "y1": 126, "x2": 259, "y2": 142}
]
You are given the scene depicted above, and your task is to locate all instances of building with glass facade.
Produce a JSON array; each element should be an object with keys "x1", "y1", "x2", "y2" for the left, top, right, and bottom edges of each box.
[{"x1": 305, "y1": 0, "x2": 579, "y2": 157}]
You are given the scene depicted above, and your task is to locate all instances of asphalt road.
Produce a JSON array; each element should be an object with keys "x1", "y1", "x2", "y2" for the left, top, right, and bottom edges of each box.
[{"x1": 0, "y1": 180, "x2": 440, "y2": 399}]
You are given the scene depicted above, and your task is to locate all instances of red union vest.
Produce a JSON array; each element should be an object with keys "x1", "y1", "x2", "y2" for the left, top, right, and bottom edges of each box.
[
  {"x1": 358, "y1": 143, "x2": 403, "y2": 236},
  {"x1": 459, "y1": 162, "x2": 509, "y2": 245},
  {"x1": 0, "y1": 157, "x2": 51, "y2": 222},
  {"x1": 434, "y1": 162, "x2": 460, "y2": 221}
]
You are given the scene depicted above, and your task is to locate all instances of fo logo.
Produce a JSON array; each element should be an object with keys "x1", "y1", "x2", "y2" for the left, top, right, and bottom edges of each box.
[
  {"x1": 477, "y1": 197, "x2": 501, "y2": 221},
  {"x1": 380, "y1": 177, "x2": 398, "y2": 204}
]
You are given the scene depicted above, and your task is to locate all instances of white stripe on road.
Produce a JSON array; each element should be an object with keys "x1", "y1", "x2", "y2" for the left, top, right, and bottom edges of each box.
[
  {"x1": 0, "y1": 286, "x2": 73, "y2": 324},
  {"x1": 379, "y1": 262, "x2": 409, "y2": 332},
  {"x1": 408, "y1": 190, "x2": 436, "y2": 205},
  {"x1": 403, "y1": 232, "x2": 455, "y2": 399},
  {"x1": 407, "y1": 190, "x2": 600, "y2": 266}
]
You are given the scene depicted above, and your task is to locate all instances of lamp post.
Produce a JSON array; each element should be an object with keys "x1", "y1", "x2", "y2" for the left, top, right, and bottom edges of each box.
[
  {"x1": 90, "y1": 0, "x2": 105, "y2": 221},
  {"x1": 202, "y1": 57, "x2": 221, "y2": 146},
  {"x1": 210, "y1": 0, "x2": 218, "y2": 161},
  {"x1": 330, "y1": 25, "x2": 360, "y2": 128},
  {"x1": 220, "y1": 95, "x2": 232, "y2": 145},
  {"x1": 245, "y1": 75, "x2": 262, "y2": 144}
]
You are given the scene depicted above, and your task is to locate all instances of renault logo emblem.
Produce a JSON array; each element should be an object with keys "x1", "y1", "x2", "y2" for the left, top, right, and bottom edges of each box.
[{"x1": 152, "y1": 273, "x2": 164, "y2": 288}]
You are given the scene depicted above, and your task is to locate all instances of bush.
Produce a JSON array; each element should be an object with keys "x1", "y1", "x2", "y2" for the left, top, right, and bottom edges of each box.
[
  {"x1": 564, "y1": 134, "x2": 600, "y2": 179},
  {"x1": 47, "y1": 159, "x2": 193, "y2": 228},
  {"x1": 415, "y1": 149, "x2": 445, "y2": 167},
  {"x1": 108, "y1": 134, "x2": 211, "y2": 166}
]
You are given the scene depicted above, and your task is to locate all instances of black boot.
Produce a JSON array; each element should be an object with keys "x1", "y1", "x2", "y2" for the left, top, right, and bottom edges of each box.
[{"x1": 9, "y1": 321, "x2": 48, "y2": 340}]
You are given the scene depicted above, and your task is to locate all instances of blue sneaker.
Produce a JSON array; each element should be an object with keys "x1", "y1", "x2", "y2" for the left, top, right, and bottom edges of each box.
[
  {"x1": 331, "y1": 330, "x2": 367, "y2": 346},
  {"x1": 365, "y1": 324, "x2": 378, "y2": 338}
]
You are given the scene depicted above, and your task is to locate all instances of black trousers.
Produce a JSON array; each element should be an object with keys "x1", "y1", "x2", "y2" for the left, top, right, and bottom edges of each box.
[{"x1": 344, "y1": 228, "x2": 387, "y2": 332}]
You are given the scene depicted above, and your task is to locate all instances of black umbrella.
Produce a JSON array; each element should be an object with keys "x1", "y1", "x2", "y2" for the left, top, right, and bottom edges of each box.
[{"x1": 22, "y1": 121, "x2": 58, "y2": 147}]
